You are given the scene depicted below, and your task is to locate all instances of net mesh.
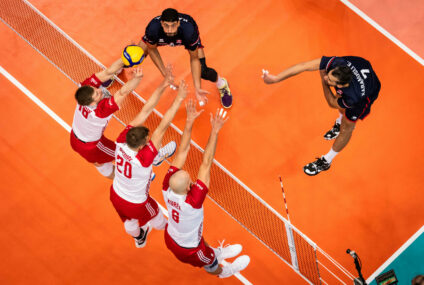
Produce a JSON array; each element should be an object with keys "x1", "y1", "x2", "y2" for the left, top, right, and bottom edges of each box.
[{"x1": 0, "y1": 1, "x2": 353, "y2": 283}]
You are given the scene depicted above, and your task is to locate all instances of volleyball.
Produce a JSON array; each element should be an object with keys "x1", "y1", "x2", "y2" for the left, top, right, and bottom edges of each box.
[{"x1": 121, "y1": 45, "x2": 145, "y2": 67}]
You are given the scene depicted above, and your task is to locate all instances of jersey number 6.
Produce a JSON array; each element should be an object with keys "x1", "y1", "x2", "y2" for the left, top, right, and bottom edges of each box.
[
  {"x1": 116, "y1": 155, "x2": 132, "y2": 178},
  {"x1": 172, "y1": 209, "x2": 180, "y2": 223}
]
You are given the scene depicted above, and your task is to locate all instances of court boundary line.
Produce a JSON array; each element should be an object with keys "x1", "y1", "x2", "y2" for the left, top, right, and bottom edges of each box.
[
  {"x1": 0, "y1": 65, "x2": 251, "y2": 285},
  {"x1": 366, "y1": 225, "x2": 424, "y2": 283},
  {"x1": 339, "y1": 0, "x2": 424, "y2": 66}
]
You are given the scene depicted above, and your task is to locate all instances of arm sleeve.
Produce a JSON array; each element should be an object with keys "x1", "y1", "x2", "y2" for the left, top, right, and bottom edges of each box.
[
  {"x1": 136, "y1": 140, "x2": 158, "y2": 167},
  {"x1": 162, "y1": 166, "x2": 181, "y2": 191},
  {"x1": 142, "y1": 20, "x2": 159, "y2": 45},
  {"x1": 185, "y1": 179, "x2": 208, "y2": 209},
  {"x1": 183, "y1": 25, "x2": 200, "y2": 51},
  {"x1": 94, "y1": 96, "x2": 119, "y2": 118},
  {"x1": 116, "y1": 125, "x2": 133, "y2": 143},
  {"x1": 320, "y1": 56, "x2": 335, "y2": 71}
]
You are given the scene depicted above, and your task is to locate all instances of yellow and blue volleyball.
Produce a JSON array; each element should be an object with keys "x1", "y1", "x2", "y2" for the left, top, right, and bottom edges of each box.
[{"x1": 121, "y1": 45, "x2": 145, "y2": 67}]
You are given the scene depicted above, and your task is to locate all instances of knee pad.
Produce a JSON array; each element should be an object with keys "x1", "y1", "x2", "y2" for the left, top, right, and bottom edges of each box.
[
  {"x1": 95, "y1": 162, "x2": 114, "y2": 177},
  {"x1": 124, "y1": 219, "x2": 140, "y2": 236},
  {"x1": 201, "y1": 66, "x2": 218, "y2": 82},
  {"x1": 150, "y1": 212, "x2": 167, "y2": 230}
]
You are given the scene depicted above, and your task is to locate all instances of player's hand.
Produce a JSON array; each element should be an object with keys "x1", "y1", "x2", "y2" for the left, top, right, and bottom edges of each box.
[
  {"x1": 195, "y1": 88, "x2": 210, "y2": 106},
  {"x1": 210, "y1": 108, "x2": 229, "y2": 133},
  {"x1": 186, "y1": 99, "x2": 203, "y2": 122},
  {"x1": 162, "y1": 64, "x2": 175, "y2": 88},
  {"x1": 177, "y1": 80, "x2": 188, "y2": 100},
  {"x1": 132, "y1": 67, "x2": 143, "y2": 78},
  {"x1": 262, "y1": 70, "x2": 278, "y2": 84}
]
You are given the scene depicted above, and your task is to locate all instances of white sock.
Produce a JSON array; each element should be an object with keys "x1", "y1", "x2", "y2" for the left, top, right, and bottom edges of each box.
[
  {"x1": 335, "y1": 113, "x2": 343, "y2": 125},
  {"x1": 216, "y1": 76, "x2": 226, "y2": 89},
  {"x1": 323, "y1": 148, "x2": 338, "y2": 163}
]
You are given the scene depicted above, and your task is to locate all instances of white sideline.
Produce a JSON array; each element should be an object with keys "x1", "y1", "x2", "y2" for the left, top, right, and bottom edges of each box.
[
  {"x1": 366, "y1": 225, "x2": 424, "y2": 283},
  {"x1": 0, "y1": 65, "x2": 251, "y2": 285},
  {"x1": 339, "y1": 0, "x2": 424, "y2": 66}
]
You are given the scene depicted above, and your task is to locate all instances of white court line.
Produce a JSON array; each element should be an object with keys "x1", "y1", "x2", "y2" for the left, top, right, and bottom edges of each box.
[
  {"x1": 366, "y1": 225, "x2": 424, "y2": 283},
  {"x1": 0, "y1": 65, "x2": 252, "y2": 285},
  {"x1": 340, "y1": 0, "x2": 424, "y2": 66}
]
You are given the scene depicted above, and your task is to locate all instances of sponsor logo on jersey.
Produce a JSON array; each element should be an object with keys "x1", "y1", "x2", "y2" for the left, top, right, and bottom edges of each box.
[
  {"x1": 337, "y1": 89, "x2": 343, "y2": 95},
  {"x1": 176, "y1": 39, "x2": 182, "y2": 44},
  {"x1": 159, "y1": 39, "x2": 164, "y2": 43}
]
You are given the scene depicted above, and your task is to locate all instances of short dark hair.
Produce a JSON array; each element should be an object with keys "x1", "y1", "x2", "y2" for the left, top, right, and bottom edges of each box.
[
  {"x1": 75, "y1": 85, "x2": 95, "y2": 106},
  {"x1": 412, "y1": 275, "x2": 424, "y2": 285},
  {"x1": 126, "y1": 126, "x2": 150, "y2": 149},
  {"x1": 331, "y1": 66, "x2": 353, "y2": 85},
  {"x1": 161, "y1": 8, "x2": 179, "y2": 22}
]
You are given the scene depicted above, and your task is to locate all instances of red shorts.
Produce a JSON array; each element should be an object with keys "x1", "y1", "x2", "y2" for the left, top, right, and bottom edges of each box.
[
  {"x1": 70, "y1": 131, "x2": 116, "y2": 164},
  {"x1": 164, "y1": 227, "x2": 216, "y2": 268},
  {"x1": 110, "y1": 185, "x2": 160, "y2": 226}
]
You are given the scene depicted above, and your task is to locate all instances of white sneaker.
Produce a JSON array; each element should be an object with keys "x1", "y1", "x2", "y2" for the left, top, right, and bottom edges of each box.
[
  {"x1": 219, "y1": 255, "x2": 250, "y2": 278},
  {"x1": 153, "y1": 141, "x2": 177, "y2": 166},
  {"x1": 215, "y1": 241, "x2": 242, "y2": 263},
  {"x1": 134, "y1": 224, "x2": 150, "y2": 248}
]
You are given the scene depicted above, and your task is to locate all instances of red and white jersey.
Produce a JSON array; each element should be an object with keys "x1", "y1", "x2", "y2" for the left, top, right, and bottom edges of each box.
[
  {"x1": 162, "y1": 166, "x2": 208, "y2": 248},
  {"x1": 71, "y1": 74, "x2": 119, "y2": 142},
  {"x1": 113, "y1": 125, "x2": 158, "y2": 203}
]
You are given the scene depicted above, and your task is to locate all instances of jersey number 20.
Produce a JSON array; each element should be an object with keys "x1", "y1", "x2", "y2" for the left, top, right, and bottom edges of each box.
[{"x1": 116, "y1": 155, "x2": 132, "y2": 178}]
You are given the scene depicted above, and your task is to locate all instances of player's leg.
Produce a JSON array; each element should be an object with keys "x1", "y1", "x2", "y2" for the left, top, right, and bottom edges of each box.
[
  {"x1": 124, "y1": 218, "x2": 150, "y2": 248},
  {"x1": 94, "y1": 162, "x2": 114, "y2": 179},
  {"x1": 198, "y1": 48, "x2": 232, "y2": 108},
  {"x1": 304, "y1": 114, "x2": 356, "y2": 176},
  {"x1": 149, "y1": 209, "x2": 167, "y2": 230},
  {"x1": 324, "y1": 112, "x2": 343, "y2": 140}
]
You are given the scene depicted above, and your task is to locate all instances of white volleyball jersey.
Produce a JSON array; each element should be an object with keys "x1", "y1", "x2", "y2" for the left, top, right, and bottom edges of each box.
[
  {"x1": 113, "y1": 126, "x2": 158, "y2": 203},
  {"x1": 162, "y1": 166, "x2": 208, "y2": 248},
  {"x1": 71, "y1": 74, "x2": 119, "y2": 142}
]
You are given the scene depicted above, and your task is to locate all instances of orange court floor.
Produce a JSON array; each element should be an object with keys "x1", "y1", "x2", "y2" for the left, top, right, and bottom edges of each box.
[{"x1": 0, "y1": 0, "x2": 423, "y2": 284}]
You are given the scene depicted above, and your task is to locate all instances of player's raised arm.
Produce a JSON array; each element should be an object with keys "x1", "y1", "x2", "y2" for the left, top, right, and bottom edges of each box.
[
  {"x1": 150, "y1": 80, "x2": 188, "y2": 149},
  {"x1": 129, "y1": 65, "x2": 174, "y2": 127},
  {"x1": 197, "y1": 109, "x2": 228, "y2": 187},
  {"x1": 188, "y1": 49, "x2": 209, "y2": 104},
  {"x1": 319, "y1": 70, "x2": 341, "y2": 109},
  {"x1": 95, "y1": 58, "x2": 125, "y2": 82},
  {"x1": 171, "y1": 99, "x2": 203, "y2": 169},
  {"x1": 113, "y1": 67, "x2": 143, "y2": 108},
  {"x1": 262, "y1": 58, "x2": 321, "y2": 84}
]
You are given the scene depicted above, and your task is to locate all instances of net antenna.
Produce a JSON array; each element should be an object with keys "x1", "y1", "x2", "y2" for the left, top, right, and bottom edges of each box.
[{"x1": 279, "y1": 176, "x2": 291, "y2": 223}]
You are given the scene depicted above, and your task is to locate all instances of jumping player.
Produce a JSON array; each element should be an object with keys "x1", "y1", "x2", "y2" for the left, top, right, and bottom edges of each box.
[
  {"x1": 162, "y1": 104, "x2": 250, "y2": 278},
  {"x1": 263, "y1": 56, "x2": 380, "y2": 175},
  {"x1": 139, "y1": 8, "x2": 233, "y2": 108},
  {"x1": 110, "y1": 74, "x2": 187, "y2": 248},
  {"x1": 71, "y1": 58, "x2": 139, "y2": 179}
]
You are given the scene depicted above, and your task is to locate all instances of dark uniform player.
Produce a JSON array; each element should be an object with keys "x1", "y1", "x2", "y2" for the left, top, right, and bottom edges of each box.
[
  {"x1": 139, "y1": 8, "x2": 233, "y2": 108},
  {"x1": 262, "y1": 56, "x2": 380, "y2": 175}
]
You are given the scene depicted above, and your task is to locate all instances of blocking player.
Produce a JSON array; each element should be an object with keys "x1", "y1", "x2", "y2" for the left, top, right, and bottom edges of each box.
[
  {"x1": 162, "y1": 104, "x2": 250, "y2": 278},
  {"x1": 110, "y1": 76, "x2": 188, "y2": 248},
  {"x1": 70, "y1": 58, "x2": 139, "y2": 179},
  {"x1": 139, "y1": 8, "x2": 233, "y2": 108},
  {"x1": 263, "y1": 56, "x2": 380, "y2": 175}
]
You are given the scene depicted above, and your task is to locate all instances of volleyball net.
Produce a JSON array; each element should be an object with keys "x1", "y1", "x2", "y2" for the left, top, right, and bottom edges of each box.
[{"x1": 0, "y1": 0, "x2": 355, "y2": 283}]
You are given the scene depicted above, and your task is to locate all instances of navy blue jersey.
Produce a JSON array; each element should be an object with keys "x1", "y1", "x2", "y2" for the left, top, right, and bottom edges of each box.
[
  {"x1": 142, "y1": 13, "x2": 201, "y2": 51},
  {"x1": 320, "y1": 56, "x2": 380, "y2": 109}
]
